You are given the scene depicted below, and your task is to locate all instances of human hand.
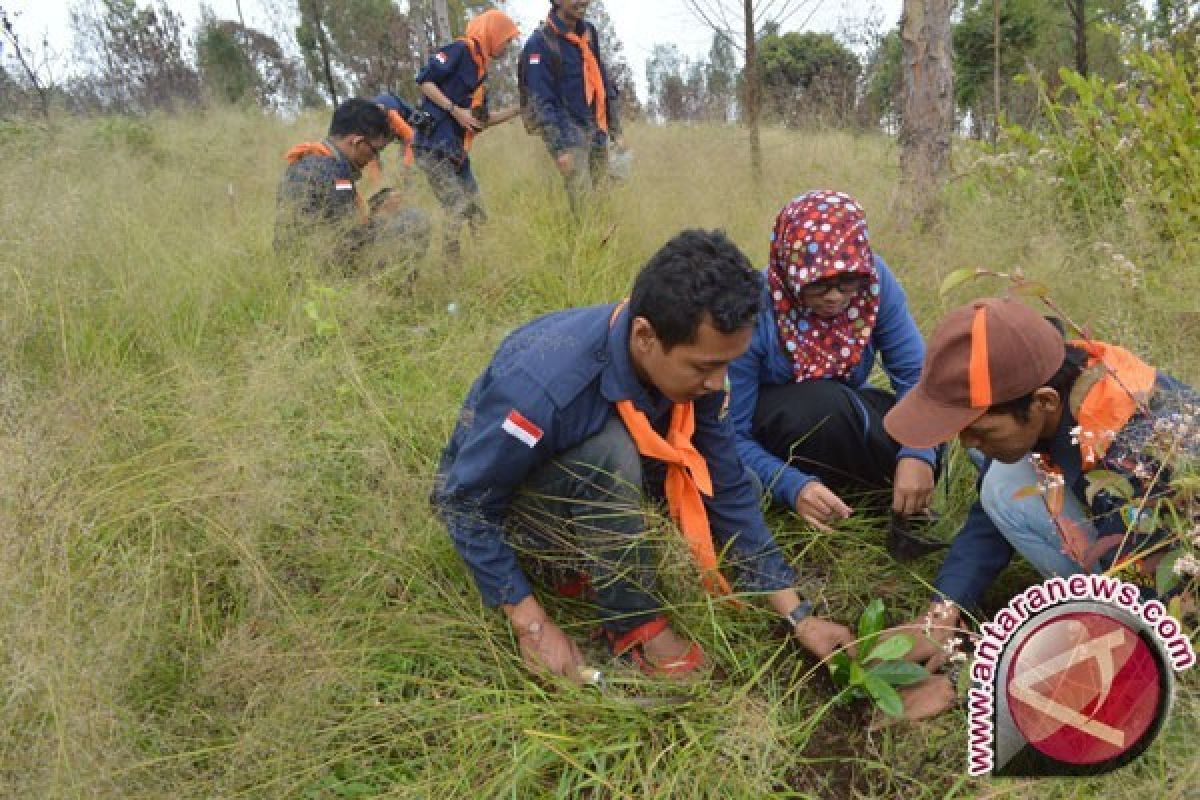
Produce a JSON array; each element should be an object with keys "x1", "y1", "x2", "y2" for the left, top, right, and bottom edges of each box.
[
  {"x1": 504, "y1": 596, "x2": 585, "y2": 682},
  {"x1": 892, "y1": 457, "x2": 935, "y2": 516},
  {"x1": 451, "y1": 105, "x2": 483, "y2": 133},
  {"x1": 555, "y1": 151, "x2": 574, "y2": 176},
  {"x1": 611, "y1": 134, "x2": 627, "y2": 153},
  {"x1": 793, "y1": 616, "x2": 856, "y2": 661},
  {"x1": 794, "y1": 482, "x2": 852, "y2": 532},
  {"x1": 882, "y1": 601, "x2": 961, "y2": 671},
  {"x1": 868, "y1": 674, "x2": 958, "y2": 730}
]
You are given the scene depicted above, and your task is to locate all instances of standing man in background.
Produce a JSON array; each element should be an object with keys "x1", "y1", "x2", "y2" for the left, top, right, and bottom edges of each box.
[
  {"x1": 412, "y1": 9, "x2": 522, "y2": 262},
  {"x1": 520, "y1": 0, "x2": 624, "y2": 216}
]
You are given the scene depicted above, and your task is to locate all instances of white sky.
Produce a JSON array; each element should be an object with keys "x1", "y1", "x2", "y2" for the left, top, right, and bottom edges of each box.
[{"x1": 5, "y1": 0, "x2": 903, "y2": 99}]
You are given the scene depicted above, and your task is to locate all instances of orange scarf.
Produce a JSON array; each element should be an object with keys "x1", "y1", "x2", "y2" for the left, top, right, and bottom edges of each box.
[
  {"x1": 285, "y1": 141, "x2": 367, "y2": 224},
  {"x1": 547, "y1": 14, "x2": 607, "y2": 133},
  {"x1": 615, "y1": 400, "x2": 732, "y2": 596},
  {"x1": 458, "y1": 10, "x2": 519, "y2": 152},
  {"x1": 1070, "y1": 340, "x2": 1157, "y2": 469},
  {"x1": 607, "y1": 302, "x2": 731, "y2": 596}
]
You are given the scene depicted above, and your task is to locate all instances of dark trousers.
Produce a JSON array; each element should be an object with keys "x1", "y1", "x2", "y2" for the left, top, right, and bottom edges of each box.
[
  {"x1": 415, "y1": 148, "x2": 485, "y2": 259},
  {"x1": 506, "y1": 416, "x2": 660, "y2": 635},
  {"x1": 752, "y1": 380, "x2": 902, "y2": 499}
]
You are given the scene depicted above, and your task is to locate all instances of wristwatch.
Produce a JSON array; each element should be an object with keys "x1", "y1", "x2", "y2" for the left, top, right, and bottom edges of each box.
[{"x1": 785, "y1": 600, "x2": 814, "y2": 630}]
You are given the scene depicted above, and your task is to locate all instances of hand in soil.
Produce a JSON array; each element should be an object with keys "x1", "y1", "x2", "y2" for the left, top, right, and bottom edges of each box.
[{"x1": 868, "y1": 674, "x2": 957, "y2": 730}]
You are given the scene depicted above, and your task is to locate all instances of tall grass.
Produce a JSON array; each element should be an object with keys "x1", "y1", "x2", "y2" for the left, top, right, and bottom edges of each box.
[{"x1": 0, "y1": 109, "x2": 1194, "y2": 798}]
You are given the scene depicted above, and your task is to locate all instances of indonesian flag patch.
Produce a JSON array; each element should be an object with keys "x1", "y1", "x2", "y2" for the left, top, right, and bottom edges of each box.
[
  {"x1": 501, "y1": 409, "x2": 543, "y2": 448},
  {"x1": 529, "y1": 53, "x2": 541, "y2": 65},
  {"x1": 435, "y1": 51, "x2": 448, "y2": 64},
  {"x1": 334, "y1": 178, "x2": 353, "y2": 191}
]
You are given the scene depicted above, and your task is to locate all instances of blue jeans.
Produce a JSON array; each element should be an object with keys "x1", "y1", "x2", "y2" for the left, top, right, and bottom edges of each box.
[{"x1": 979, "y1": 458, "x2": 1099, "y2": 578}]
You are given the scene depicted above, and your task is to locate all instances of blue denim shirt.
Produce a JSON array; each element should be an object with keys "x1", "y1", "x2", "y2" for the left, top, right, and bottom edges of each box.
[
  {"x1": 727, "y1": 256, "x2": 935, "y2": 508},
  {"x1": 520, "y1": 12, "x2": 620, "y2": 152},
  {"x1": 414, "y1": 40, "x2": 483, "y2": 162},
  {"x1": 434, "y1": 303, "x2": 798, "y2": 607}
]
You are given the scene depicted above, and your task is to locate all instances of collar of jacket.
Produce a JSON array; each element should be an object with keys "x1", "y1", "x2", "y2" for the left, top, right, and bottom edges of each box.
[{"x1": 323, "y1": 137, "x2": 362, "y2": 180}]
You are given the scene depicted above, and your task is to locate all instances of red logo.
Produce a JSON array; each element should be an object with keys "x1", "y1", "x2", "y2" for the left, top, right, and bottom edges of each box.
[{"x1": 1005, "y1": 611, "x2": 1162, "y2": 765}]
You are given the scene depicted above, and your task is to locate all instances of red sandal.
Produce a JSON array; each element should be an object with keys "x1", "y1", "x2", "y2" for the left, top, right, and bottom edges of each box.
[{"x1": 606, "y1": 616, "x2": 706, "y2": 677}]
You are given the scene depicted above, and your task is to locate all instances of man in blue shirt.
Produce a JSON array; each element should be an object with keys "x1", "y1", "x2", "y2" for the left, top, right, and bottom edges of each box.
[
  {"x1": 434, "y1": 230, "x2": 854, "y2": 680},
  {"x1": 275, "y1": 98, "x2": 430, "y2": 273},
  {"x1": 520, "y1": 0, "x2": 624, "y2": 215}
]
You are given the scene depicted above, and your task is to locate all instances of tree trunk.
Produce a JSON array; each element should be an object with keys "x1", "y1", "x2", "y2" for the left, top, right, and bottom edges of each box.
[
  {"x1": 431, "y1": 0, "x2": 452, "y2": 44},
  {"x1": 308, "y1": 0, "x2": 339, "y2": 105},
  {"x1": 1067, "y1": 0, "x2": 1088, "y2": 77},
  {"x1": 992, "y1": 0, "x2": 1000, "y2": 148},
  {"x1": 742, "y1": 0, "x2": 762, "y2": 183},
  {"x1": 899, "y1": 0, "x2": 953, "y2": 225}
]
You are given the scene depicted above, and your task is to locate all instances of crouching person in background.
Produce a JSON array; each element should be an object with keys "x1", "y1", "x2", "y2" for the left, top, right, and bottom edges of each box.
[
  {"x1": 274, "y1": 98, "x2": 431, "y2": 277},
  {"x1": 433, "y1": 229, "x2": 855, "y2": 680}
]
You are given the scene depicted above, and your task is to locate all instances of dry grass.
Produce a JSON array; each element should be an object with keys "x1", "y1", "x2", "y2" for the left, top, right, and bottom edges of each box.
[{"x1": 0, "y1": 108, "x2": 1194, "y2": 798}]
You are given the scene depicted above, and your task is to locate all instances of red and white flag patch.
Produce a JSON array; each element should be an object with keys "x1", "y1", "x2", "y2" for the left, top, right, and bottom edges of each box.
[
  {"x1": 501, "y1": 409, "x2": 543, "y2": 448},
  {"x1": 435, "y1": 51, "x2": 448, "y2": 64},
  {"x1": 529, "y1": 53, "x2": 541, "y2": 65},
  {"x1": 334, "y1": 178, "x2": 353, "y2": 191}
]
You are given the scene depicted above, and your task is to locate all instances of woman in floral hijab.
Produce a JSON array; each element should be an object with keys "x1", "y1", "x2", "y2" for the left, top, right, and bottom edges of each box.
[{"x1": 727, "y1": 190, "x2": 938, "y2": 535}]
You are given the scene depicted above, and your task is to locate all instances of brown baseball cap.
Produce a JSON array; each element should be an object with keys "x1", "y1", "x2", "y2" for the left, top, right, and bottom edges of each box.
[{"x1": 884, "y1": 297, "x2": 1066, "y2": 448}]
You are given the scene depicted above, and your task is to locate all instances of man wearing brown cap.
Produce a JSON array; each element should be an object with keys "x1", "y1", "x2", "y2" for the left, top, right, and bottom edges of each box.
[{"x1": 883, "y1": 297, "x2": 1197, "y2": 665}]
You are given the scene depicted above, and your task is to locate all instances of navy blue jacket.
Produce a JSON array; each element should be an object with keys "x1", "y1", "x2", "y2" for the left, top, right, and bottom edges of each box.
[
  {"x1": 273, "y1": 139, "x2": 367, "y2": 261},
  {"x1": 434, "y1": 303, "x2": 798, "y2": 608},
  {"x1": 727, "y1": 257, "x2": 936, "y2": 508},
  {"x1": 520, "y1": 12, "x2": 620, "y2": 153},
  {"x1": 414, "y1": 40, "x2": 484, "y2": 162},
  {"x1": 934, "y1": 369, "x2": 1196, "y2": 609}
]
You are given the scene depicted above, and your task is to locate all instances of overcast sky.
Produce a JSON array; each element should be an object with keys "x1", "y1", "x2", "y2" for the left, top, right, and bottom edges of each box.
[{"x1": 5, "y1": 0, "x2": 902, "y2": 99}]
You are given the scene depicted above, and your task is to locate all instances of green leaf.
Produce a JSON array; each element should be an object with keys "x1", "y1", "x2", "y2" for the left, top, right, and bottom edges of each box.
[
  {"x1": 849, "y1": 660, "x2": 867, "y2": 688},
  {"x1": 865, "y1": 634, "x2": 913, "y2": 664},
  {"x1": 866, "y1": 659, "x2": 929, "y2": 687},
  {"x1": 1084, "y1": 469, "x2": 1136, "y2": 505},
  {"x1": 863, "y1": 672, "x2": 905, "y2": 718},
  {"x1": 828, "y1": 651, "x2": 852, "y2": 688},
  {"x1": 1156, "y1": 549, "x2": 1182, "y2": 596},
  {"x1": 858, "y1": 598, "x2": 885, "y2": 656},
  {"x1": 939, "y1": 267, "x2": 985, "y2": 297}
]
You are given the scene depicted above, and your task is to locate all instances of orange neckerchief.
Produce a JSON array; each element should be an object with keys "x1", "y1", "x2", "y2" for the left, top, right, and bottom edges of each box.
[
  {"x1": 459, "y1": 38, "x2": 488, "y2": 153},
  {"x1": 458, "y1": 10, "x2": 519, "y2": 152},
  {"x1": 385, "y1": 110, "x2": 415, "y2": 166},
  {"x1": 285, "y1": 141, "x2": 367, "y2": 223},
  {"x1": 608, "y1": 303, "x2": 732, "y2": 596},
  {"x1": 546, "y1": 14, "x2": 608, "y2": 133},
  {"x1": 1070, "y1": 340, "x2": 1157, "y2": 469}
]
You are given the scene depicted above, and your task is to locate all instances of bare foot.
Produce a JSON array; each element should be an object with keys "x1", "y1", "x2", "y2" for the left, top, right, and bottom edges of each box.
[{"x1": 869, "y1": 674, "x2": 957, "y2": 730}]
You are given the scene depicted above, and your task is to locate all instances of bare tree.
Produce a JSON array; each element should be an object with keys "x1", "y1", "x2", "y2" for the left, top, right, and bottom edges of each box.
[
  {"x1": 898, "y1": 0, "x2": 953, "y2": 225},
  {"x1": 683, "y1": 0, "x2": 823, "y2": 182},
  {"x1": 0, "y1": 6, "x2": 52, "y2": 118},
  {"x1": 1065, "y1": 0, "x2": 1088, "y2": 77},
  {"x1": 431, "y1": 0, "x2": 451, "y2": 44}
]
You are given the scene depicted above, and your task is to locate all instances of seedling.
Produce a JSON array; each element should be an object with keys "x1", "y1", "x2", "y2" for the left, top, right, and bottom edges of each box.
[{"x1": 828, "y1": 598, "x2": 929, "y2": 718}]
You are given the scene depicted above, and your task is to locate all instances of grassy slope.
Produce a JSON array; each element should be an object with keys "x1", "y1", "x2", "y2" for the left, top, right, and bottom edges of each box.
[{"x1": 0, "y1": 110, "x2": 1195, "y2": 798}]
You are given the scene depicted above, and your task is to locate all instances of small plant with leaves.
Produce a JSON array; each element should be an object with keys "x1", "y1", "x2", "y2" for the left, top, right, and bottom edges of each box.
[{"x1": 828, "y1": 598, "x2": 929, "y2": 718}]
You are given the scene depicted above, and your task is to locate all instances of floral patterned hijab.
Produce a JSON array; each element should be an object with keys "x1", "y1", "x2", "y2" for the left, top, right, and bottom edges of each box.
[{"x1": 767, "y1": 190, "x2": 881, "y2": 382}]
